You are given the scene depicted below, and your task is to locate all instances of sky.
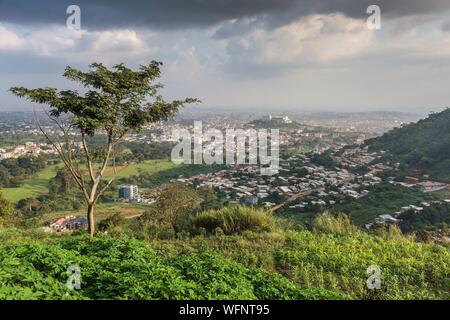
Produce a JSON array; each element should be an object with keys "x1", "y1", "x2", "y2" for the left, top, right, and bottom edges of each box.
[{"x1": 1, "y1": 0, "x2": 450, "y2": 113}]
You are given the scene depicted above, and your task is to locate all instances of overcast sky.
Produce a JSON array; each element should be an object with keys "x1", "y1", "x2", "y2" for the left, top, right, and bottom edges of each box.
[{"x1": 1, "y1": 0, "x2": 450, "y2": 113}]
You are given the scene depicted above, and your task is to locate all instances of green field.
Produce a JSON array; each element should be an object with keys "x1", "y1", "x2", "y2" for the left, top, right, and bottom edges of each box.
[
  {"x1": 1, "y1": 160, "x2": 176, "y2": 203},
  {"x1": 106, "y1": 159, "x2": 176, "y2": 178},
  {"x1": 2, "y1": 164, "x2": 61, "y2": 203}
]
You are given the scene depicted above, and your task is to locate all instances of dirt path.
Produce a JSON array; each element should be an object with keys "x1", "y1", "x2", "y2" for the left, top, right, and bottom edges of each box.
[{"x1": 271, "y1": 189, "x2": 317, "y2": 212}]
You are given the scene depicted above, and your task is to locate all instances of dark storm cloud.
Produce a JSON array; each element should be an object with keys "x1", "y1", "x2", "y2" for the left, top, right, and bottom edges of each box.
[
  {"x1": 0, "y1": 0, "x2": 293, "y2": 29},
  {"x1": 1, "y1": 0, "x2": 450, "y2": 31}
]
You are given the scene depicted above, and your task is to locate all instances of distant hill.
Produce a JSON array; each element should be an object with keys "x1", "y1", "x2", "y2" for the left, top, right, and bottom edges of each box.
[
  {"x1": 365, "y1": 108, "x2": 450, "y2": 181},
  {"x1": 301, "y1": 111, "x2": 420, "y2": 120},
  {"x1": 248, "y1": 116, "x2": 330, "y2": 132},
  {"x1": 248, "y1": 115, "x2": 303, "y2": 129}
]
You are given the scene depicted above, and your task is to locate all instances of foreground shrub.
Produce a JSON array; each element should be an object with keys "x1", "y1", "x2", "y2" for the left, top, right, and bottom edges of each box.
[
  {"x1": 313, "y1": 212, "x2": 359, "y2": 236},
  {"x1": 97, "y1": 213, "x2": 125, "y2": 232},
  {"x1": 0, "y1": 234, "x2": 347, "y2": 300},
  {"x1": 1, "y1": 225, "x2": 448, "y2": 300},
  {"x1": 277, "y1": 230, "x2": 450, "y2": 299},
  {"x1": 191, "y1": 206, "x2": 274, "y2": 235},
  {"x1": 170, "y1": 252, "x2": 257, "y2": 299},
  {"x1": 0, "y1": 251, "x2": 81, "y2": 300},
  {"x1": 171, "y1": 252, "x2": 349, "y2": 300}
]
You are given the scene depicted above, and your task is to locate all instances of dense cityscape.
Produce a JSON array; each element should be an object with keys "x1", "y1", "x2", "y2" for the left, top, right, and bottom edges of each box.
[{"x1": 1, "y1": 111, "x2": 448, "y2": 240}]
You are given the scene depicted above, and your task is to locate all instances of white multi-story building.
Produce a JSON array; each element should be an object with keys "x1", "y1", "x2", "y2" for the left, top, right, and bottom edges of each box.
[{"x1": 118, "y1": 185, "x2": 139, "y2": 201}]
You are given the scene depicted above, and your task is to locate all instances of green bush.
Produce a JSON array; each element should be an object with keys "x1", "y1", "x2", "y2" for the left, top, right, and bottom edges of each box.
[
  {"x1": 170, "y1": 252, "x2": 257, "y2": 299},
  {"x1": 277, "y1": 230, "x2": 450, "y2": 299},
  {"x1": 313, "y1": 212, "x2": 359, "y2": 236},
  {"x1": 171, "y1": 252, "x2": 350, "y2": 300},
  {"x1": 0, "y1": 251, "x2": 81, "y2": 300},
  {"x1": 246, "y1": 268, "x2": 350, "y2": 300},
  {"x1": 0, "y1": 233, "x2": 347, "y2": 300},
  {"x1": 0, "y1": 236, "x2": 193, "y2": 300},
  {"x1": 0, "y1": 218, "x2": 448, "y2": 300},
  {"x1": 191, "y1": 206, "x2": 274, "y2": 235},
  {"x1": 97, "y1": 212, "x2": 125, "y2": 232}
]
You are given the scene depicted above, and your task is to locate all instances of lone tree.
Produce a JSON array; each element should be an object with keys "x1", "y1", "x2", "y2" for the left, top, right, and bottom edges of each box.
[{"x1": 10, "y1": 61, "x2": 198, "y2": 236}]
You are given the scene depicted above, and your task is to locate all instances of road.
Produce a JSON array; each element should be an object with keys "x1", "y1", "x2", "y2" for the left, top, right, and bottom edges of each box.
[{"x1": 271, "y1": 189, "x2": 318, "y2": 212}]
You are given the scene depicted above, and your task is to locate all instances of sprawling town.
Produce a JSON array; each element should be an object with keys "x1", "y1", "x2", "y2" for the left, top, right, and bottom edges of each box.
[
  {"x1": 2, "y1": 111, "x2": 448, "y2": 235},
  {"x1": 175, "y1": 145, "x2": 448, "y2": 229}
]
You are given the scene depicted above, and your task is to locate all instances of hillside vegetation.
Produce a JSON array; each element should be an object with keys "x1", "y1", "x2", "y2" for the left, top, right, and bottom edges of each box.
[
  {"x1": 0, "y1": 210, "x2": 449, "y2": 300},
  {"x1": 334, "y1": 183, "x2": 443, "y2": 225},
  {"x1": 366, "y1": 108, "x2": 450, "y2": 181},
  {"x1": 2, "y1": 164, "x2": 60, "y2": 203}
]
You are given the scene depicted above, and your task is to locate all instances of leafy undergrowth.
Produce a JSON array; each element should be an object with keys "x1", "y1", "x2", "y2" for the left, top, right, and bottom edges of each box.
[
  {"x1": 0, "y1": 226, "x2": 448, "y2": 300},
  {"x1": 0, "y1": 231, "x2": 347, "y2": 300},
  {"x1": 191, "y1": 206, "x2": 275, "y2": 235}
]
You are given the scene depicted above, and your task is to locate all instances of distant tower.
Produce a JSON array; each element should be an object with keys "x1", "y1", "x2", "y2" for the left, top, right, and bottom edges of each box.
[{"x1": 268, "y1": 114, "x2": 272, "y2": 121}]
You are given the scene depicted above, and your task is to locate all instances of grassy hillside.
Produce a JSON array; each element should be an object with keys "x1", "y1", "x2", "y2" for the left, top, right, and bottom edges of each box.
[
  {"x1": 1, "y1": 160, "x2": 176, "y2": 203},
  {"x1": 334, "y1": 183, "x2": 443, "y2": 225},
  {"x1": 0, "y1": 212, "x2": 449, "y2": 300},
  {"x1": 39, "y1": 202, "x2": 148, "y2": 223},
  {"x1": 366, "y1": 108, "x2": 450, "y2": 181},
  {"x1": 103, "y1": 159, "x2": 176, "y2": 179},
  {"x1": 2, "y1": 164, "x2": 61, "y2": 203}
]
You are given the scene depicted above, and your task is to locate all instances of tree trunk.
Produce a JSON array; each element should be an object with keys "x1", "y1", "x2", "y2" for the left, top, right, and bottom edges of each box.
[{"x1": 87, "y1": 204, "x2": 95, "y2": 237}]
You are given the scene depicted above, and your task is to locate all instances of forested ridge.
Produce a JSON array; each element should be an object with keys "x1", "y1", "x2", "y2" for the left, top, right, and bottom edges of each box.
[{"x1": 366, "y1": 108, "x2": 450, "y2": 181}]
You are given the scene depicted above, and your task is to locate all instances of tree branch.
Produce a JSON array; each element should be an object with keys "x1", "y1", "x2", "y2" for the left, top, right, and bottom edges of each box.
[
  {"x1": 81, "y1": 132, "x2": 96, "y2": 183},
  {"x1": 34, "y1": 109, "x2": 89, "y2": 201},
  {"x1": 94, "y1": 161, "x2": 132, "y2": 204}
]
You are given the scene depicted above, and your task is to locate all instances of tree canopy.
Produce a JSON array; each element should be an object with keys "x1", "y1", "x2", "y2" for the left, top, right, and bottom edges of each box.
[
  {"x1": 10, "y1": 61, "x2": 199, "y2": 236},
  {"x1": 366, "y1": 108, "x2": 450, "y2": 181}
]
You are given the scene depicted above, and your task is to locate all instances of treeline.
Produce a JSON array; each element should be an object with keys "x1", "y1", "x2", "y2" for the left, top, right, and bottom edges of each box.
[
  {"x1": 0, "y1": 134, "x2": 48, "y2": 148},
  {"x1": 106, "y1": 141, "x2": 175, "y2": 164},
  {"x1": 125, "y1": 141, "x2": 174, "y2": 162},
  {"x1": 333, "y1": 183, "x2": 441, "y2": 225},
  {"x1": 120, "y1": 164, "x2": 224, "y2": 189},
  {"x1": 399, "y1": 203, "x2": 450, "y2": 234},
  {"x1": 14, "y1": 166, "x2": 122, "y2": 219},
  {"x1": 0, "y1": 157, "x2": 46, "y2": 187},
  {"x1": 365, "y1": 108, "x2": 450, "y2": 181},
  {"x1": 15, "y1": 168, "x2": 83, "y2": 218},
  {"x1": 309, "y1": 150, "x2": 338, "y2": 169}
]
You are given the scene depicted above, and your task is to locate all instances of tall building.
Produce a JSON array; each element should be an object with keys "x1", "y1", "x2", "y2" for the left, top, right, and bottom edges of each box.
[{"x1": 118, "y1": 185, "x2": 139, "y2": 201}]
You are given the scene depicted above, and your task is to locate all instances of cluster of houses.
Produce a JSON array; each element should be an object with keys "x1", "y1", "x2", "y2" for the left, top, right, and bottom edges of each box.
[
  {"x1": 365, "y1": 199, "x2": 450, "y2": 229},
  {"x1": 281, "y1": 128, "x2": 371, "y2": 154},
  {"x1": 415, "y1": 181, "x2": 448, "y2": 193},
  {"x1": 43, "y1": 215, "x2": 88, "y2": 233},
  {"x1": 334, "y1": 147, "x2": 380, "y2": 168},
  {"x1": 0, "y1": 142, "x2": 57, "y2": 160},
  {"x1": 176, "y1": 148, "x2": 386, "y2": 210}
]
